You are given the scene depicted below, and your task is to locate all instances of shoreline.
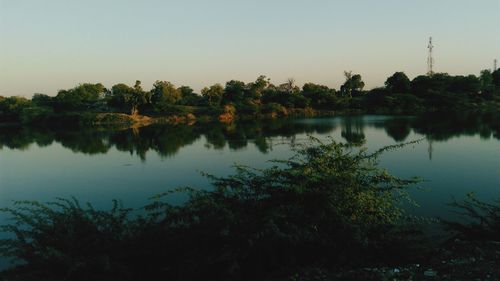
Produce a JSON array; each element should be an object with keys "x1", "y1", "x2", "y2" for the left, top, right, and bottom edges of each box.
[
  {"x1": 1, "y1": 105, "x2": 497, "y2": 128},
  {"x1": 0, "y1": 107, "x2": 449, "y2": 127}
]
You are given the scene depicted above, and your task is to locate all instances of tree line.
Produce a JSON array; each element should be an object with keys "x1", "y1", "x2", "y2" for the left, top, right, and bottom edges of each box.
[{"x1": 1, "y1": 69, "x2": 500, "y2": 124}]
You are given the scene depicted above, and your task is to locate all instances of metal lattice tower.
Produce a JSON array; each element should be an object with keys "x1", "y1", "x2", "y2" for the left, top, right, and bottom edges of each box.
[{"x1": 427, "y1": 37, "x2": 434, "y2": 76}]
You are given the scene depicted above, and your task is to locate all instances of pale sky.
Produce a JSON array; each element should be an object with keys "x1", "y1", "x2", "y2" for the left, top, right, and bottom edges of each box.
[{"x1": 1, "y1": 0, "x2": 499, "y2": 97}]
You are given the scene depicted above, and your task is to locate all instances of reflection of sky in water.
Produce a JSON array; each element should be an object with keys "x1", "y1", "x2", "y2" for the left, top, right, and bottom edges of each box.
[{"x1": 0, "y1": 115, "x2": 499, "y2": 229}]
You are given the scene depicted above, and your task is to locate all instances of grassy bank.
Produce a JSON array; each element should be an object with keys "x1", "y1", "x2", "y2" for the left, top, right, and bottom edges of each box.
[{"x1": 0, "y1": 105, "x2": 342, "y2": 127}]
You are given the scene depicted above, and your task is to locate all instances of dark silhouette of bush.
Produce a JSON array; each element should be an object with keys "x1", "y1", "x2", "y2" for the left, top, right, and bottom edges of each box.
[
  {"x1": 0, "y1": 139, "x2": 424, "y2": 281},
  {"x1": 443, "y1": 193, "x2": 500, "y2": 242}
]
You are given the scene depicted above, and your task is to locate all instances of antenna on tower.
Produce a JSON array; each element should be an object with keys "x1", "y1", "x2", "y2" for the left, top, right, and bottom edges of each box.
[{"x1": 427, "y1": 37, "x2": 434, "y2": 76}]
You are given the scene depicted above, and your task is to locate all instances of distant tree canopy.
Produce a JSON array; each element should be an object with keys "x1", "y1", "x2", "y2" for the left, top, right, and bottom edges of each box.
[
  {"x1": 247, "y1": 75, "x2": 269, "y2": 101},
  {"x1": 32, "y1": 93, "x2": 54, "y2": 107},
  {"x1": 54, "y1": 83, "x2": 106, "y2": 111},
  {"x1": 0, "y1": 96, "x2": 31, "y2": 121},
  {"x1": 480, "y1": 70, "x2": 497, "y2": 96},
  {"x1": 107, "y1": 81, "x2": 149, "y2": 115},
  {"x1": 201, "y1": 84, "x2": 224, "y2": 107},
  {"x1": 449, "y1": 75, "x2": 481, "y2": 95},
  {"x1": 1, "y1": 69, "x2": 499, "y2": 124},
  {"x1": 493, "y1": 69, "x2": 500, "y2": 87},
  {"x1": 385, "y1": 72, "x2": 411, "y2": 94},
  {"x1": 178, "y1": 86, "x2": 202, "y2": 106},
  {"x1": 340, "y1": 71, "x2": 365, "y2": 97},
  {"x1": 151, "y1": 80, "x2": 181, "y2": 106},
  {"x1": 302, "y1": 83, "x2": 336, "y2": 109},
  {"x1": 222, "y1": 80, "x2": 246, "y2": 105}
]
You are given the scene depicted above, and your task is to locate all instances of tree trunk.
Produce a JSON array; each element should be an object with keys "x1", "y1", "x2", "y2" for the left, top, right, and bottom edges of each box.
[{"x1": 131, "y1": 106, "x2": 138, "y2": 116}]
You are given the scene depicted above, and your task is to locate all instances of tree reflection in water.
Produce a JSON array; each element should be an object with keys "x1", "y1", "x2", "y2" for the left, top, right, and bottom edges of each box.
[{"x1": 1, "y1": 112, "x2": 499, "y2": 160}]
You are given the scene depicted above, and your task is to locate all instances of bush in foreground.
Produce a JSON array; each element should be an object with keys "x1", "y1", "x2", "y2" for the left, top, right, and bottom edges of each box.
[
  {"x1": 0, "y1": 139, "x2": 423, "y2": 281},
  {"x1": 444, "y1": 193, "x2": 500, "y2": 242}
]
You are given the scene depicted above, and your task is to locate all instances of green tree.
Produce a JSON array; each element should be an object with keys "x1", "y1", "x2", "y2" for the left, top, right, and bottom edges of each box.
[
  {"x1": 108, "y1": 83, "x2": 135, "y2": 108},
  {"x1": 492, "y1": 69, "x2": 500, "y2": 87},
  {"x1": 0, "y1": 96, "x2": 32, "y2": 121},
  {"x1": 278, "y1": 78, "x2": 300, "y2": 95},
  {"x1": 410, "y1": 73, "x2": 452, "y2": 97},
  {"x1": 108, "y1": 81, "x2": 148, "y2": 115},
  {"x1": 31, "y1": 93, "x2": 54, "y2": 107},
  {"x1": 131, "y1": 80, "x2": 149, "y2": 115},
  {"x1": 223, "y1": 80, "x2": 246, "y2": 105},
  {"x1": 385, "y1": 72, "x2": 411, "y2": 93},
  {"x1": 261, "y1": 79, "x2": 305, "y2": 108},
  {"x1": 55, "y1": 83, "x2": 106, "y2": 111},
  {"x1": 201, "y1": 83, "x2": 224, "y2": 107},
  {"x1": 260, "y1": 78, "x2": 302, "y2": 108},
  {"x1": 246, "y1": 75, "x2": 270, "y2": 101},
  {"x1": 178, "y1": 86, "x2": 202, "y2": 105},
  {"x1": 410, "y1": 75, "x2": 433, "y2": 96},
  {"x1": 302, "y1": 83, "x2": 336, "y2": 109},
  {"x1": 151, "y1": 80, "x2": 181, "y2": 105},
  {"x1": 178, "y1": 86, "x2": 194, "y2": 100},
  {"x1": 449, "y1": 75, "x2": 480, "y2": 95},
  {"x1": 480, "y1": 69, "x2": 495, "y2": 96},
  {"x1": 340, "y1": 71, "x2": 365, "y2": 97},
  {"x1": 261, "y1": 85, "x2": 280, "y2": 104}
]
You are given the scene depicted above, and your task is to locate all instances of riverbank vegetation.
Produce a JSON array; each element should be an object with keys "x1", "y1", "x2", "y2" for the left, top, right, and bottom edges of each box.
[
  {"x1": 1, "y1": 139, "x2": 499, "y2": 280},
  {"x1": 1, "y1": 70, "x2": 500, "y2": 126}
]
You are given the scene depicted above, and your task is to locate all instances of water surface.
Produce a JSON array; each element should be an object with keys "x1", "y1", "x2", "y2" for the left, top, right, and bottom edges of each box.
[{"x1": 1, "y1": 112, "x2": 499, "y2": 219}]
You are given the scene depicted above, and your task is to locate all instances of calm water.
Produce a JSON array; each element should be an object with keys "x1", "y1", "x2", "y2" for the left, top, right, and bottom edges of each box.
[{"x1": 0, "y1": 112, "x2": 499, "y2": 221}]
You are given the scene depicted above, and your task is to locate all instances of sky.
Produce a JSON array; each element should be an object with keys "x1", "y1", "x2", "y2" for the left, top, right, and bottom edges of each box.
[{"x1": 1, "y1": 0, "x2": 499, "y2": 97}]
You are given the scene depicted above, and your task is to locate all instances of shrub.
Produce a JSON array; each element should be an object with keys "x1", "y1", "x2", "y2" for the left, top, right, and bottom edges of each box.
[
  {"x1": 0, "y1": 139, "x2": 422, "y2": 281},
  {"x1": 153, "y1": 104, "x2": 194, "y2": 116},
  {"x1": 20, "y1": 107, "x2": 55, "y2": 124},
  {"x1": 261, "y1": 103, "x2": 287, "y2": 116},
  {"x1": 443, "y1": 193, "x2": 500, "y2": 241},
  {"x1": 0, "y1": 97, "x2": 32, "y2": 122}
]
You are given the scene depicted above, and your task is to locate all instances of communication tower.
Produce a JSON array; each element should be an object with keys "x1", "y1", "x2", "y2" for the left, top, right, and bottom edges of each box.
[{"x1": 427, "y1": 37, "x2": 434, "y2": 76}]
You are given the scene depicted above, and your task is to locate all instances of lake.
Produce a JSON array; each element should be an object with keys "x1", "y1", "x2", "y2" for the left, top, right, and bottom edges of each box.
[{"x1": 1, "y1": 112, "x2": 499, "y2": 220}]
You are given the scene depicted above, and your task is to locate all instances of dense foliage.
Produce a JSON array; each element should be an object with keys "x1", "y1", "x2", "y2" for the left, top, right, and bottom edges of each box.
[
  {"x1": 1, "y1": 69, "x2": 499, "y2": 125},
  {"x1": 0, "y1": 139, "x2": 423, "y2": 281}
]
